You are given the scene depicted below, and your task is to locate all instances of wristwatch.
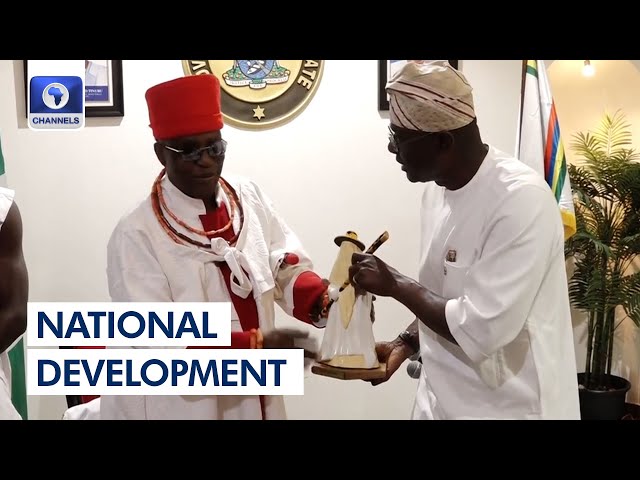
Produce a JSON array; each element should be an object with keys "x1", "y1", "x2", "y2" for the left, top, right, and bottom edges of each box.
[{"x1": 398, "y1": 330, "x2": 419, "y2": 354}]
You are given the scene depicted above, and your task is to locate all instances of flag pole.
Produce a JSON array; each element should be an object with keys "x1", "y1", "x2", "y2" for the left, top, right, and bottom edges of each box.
[{"x1": 514, "y1": 60, "x2": 528, "y2": 157}]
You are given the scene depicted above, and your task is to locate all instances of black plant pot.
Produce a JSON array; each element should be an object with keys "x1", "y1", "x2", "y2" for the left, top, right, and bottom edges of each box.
[{"x1": 578, "y1": 373, "x2": 631, "y2": 420}]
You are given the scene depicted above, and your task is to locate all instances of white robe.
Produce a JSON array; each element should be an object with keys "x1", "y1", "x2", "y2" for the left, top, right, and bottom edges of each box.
[
  {"x1": 412, "y1": 145, "x2": 581, "y2": 420},
  {"x1": 0, "y1": 186, "x2": 21, "y2": 420},
  {"x1": 101, "y1": 174, "x2": 325, "y2": 420},
  {"x1": 63, "y1": 397, "x2": 101, "y2": 420}
]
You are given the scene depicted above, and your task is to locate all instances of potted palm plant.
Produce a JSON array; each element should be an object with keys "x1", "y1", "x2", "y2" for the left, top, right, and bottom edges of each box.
[{"x1": 565, "y1": 110, "x2": 640, "y2": 420}]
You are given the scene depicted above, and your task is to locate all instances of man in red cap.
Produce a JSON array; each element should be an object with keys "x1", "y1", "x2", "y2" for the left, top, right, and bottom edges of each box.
[{"x1": 101, "y1": 74, "x2": 330, "y2": 420}]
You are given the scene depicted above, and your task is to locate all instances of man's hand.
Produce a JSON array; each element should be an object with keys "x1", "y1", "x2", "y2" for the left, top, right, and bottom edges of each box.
[
  {"x1": 309, "y1": 278, "x2": 331, "y2": 322},
  {"x1": 262, "y1": 328, "x2": 319, "y2": 359},
  {"x1": 349, "y1": 252, "x2": 405, "y2": 298},
  {"x1": 368, "y1": 338, "x2": 415, "y2": 386}
]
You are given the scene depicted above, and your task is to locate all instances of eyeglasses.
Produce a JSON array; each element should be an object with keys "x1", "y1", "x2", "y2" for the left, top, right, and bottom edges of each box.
[
  {"x1": 388, "y1": 126, "x2": 433, "y2": 152},
  {"x1": 161, "y1": 139, "x2": 228, "y2": 162}
]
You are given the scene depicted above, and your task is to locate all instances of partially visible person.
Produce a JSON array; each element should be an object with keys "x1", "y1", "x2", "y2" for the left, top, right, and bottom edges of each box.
[
  {"x1": 101, "y1": 74, "x2": 330, "y2": 420},
  {"x1": 63, "y1": 397, "x2": 101, "y2": 420},
  {"x1": 0, "y1": 187, "x2": 29, "y2": 420},
  {"x1": 349, "y1": 60, "x2": 580, "y2": 420}
]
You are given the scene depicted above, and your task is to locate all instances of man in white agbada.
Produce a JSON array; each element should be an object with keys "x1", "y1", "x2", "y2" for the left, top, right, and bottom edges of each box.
[
  {"x1": 348, "y1": 60, "x2": 581, "y2": 420},
  {"x1": 100, "y1": 74, "x2": 330, "y2": 420},
  {"x1": 0, "y1": 185, "x2": 28, "y2": 420}
]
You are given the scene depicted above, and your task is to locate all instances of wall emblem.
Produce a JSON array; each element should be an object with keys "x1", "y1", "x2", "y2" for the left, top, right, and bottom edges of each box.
[{"x1": 182, "y1": 60, "x2": 324, "y2": 130}]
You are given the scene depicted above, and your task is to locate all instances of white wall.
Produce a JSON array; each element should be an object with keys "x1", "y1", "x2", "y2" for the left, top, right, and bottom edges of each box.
[{"x1": 0, "y1": 60, "x2": 523, "y2": 420}]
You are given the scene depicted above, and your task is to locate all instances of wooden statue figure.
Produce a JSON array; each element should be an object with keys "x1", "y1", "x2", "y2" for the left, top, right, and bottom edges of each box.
[{"x1": 318, "y1": 231, "x2": 380, "y2": 370}]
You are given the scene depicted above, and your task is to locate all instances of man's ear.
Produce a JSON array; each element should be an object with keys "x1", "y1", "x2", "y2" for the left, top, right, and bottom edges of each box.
[
  {"x1": 154, "y1": 142, "x2": 167, "y2": 167},
  {"x1": 436, "y1": 132, "x2": 455, "y2": 152}
]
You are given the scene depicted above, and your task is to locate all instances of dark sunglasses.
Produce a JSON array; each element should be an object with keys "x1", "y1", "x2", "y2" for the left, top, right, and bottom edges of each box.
[
  {"x1": 388, "y1": 126, "x2": 433, "y2": 152},
  {"x1": 161, "y1": 139, "x2": 228, "y2": 162}
]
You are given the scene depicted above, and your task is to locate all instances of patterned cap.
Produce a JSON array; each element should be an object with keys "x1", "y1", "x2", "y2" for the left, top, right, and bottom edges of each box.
[{"x1": 386, "y1": 60, "x2": 476, "y2": 132}]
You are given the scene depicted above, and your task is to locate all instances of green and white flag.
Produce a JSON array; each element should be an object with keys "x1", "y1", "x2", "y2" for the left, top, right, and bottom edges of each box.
[{"x1": 0, "y1": 134, "x2": 28, "y2": 420}]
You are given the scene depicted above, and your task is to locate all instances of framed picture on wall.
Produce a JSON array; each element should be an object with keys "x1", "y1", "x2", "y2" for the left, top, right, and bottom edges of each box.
[
  {"x1": 83, "y1": 60, "x2": 125, "y2": 117},
  {"x1": 378, "y1": 60, "x2": 459, "y2": 111},
  {"x1": 23, "y1": 60, "x2": 125, "y2": 118}
]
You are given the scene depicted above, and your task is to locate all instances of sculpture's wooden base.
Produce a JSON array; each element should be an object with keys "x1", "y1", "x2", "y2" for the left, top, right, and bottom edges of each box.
[{"x1": 311, "y1": 361, "x2": 387, "y2": 380}]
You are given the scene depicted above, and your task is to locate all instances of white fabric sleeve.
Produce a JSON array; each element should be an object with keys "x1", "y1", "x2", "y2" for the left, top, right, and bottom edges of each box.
[
  {"x1": 249, "y1": 181, "x2": 321, "y2": 320},
  {"x1": 106, "y1": 223, "x2": 172, "y2": 302},
  {"x1": 444, "y1": 185, "x2": 562, "y2": 364},
  {"x1": 0, "y1": 187, "x2": 15, "y2": 230}
]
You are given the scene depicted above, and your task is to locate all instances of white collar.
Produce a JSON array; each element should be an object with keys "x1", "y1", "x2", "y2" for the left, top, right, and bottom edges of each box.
[{"x1": 160, "y1": 173, "x2": 229, "y2": 220}]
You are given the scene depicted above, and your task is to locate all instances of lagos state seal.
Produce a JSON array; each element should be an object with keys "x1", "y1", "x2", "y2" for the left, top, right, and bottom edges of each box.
[{"x1": 182, "y1": 60, "x2": 324, "y2": 130}]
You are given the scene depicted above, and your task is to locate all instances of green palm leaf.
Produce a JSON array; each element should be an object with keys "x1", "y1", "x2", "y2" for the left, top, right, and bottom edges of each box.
[{"x1": 566, "y1": 109, "x2": 640, "y2": 390}]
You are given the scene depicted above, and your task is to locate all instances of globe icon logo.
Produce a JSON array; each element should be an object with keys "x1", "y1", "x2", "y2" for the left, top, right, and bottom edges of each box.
[{"x1": 42, "y1": 83, "x2": 70, "y2": 110}]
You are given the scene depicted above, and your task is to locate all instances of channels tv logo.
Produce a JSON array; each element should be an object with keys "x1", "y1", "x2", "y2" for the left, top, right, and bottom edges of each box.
[{"x1": 29, "y1": 76, "x2": 84, "y2": 130}]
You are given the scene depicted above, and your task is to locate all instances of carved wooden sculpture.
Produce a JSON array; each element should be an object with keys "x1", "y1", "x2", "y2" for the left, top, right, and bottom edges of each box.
[{"x1": 314, "y1": 231, "x2": 389, "y2": 380}]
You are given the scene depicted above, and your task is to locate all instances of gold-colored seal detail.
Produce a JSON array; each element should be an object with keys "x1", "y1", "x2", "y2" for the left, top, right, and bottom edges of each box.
[{"x1": 182, "y1": 60, "x2": 324, "y2": 130}]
